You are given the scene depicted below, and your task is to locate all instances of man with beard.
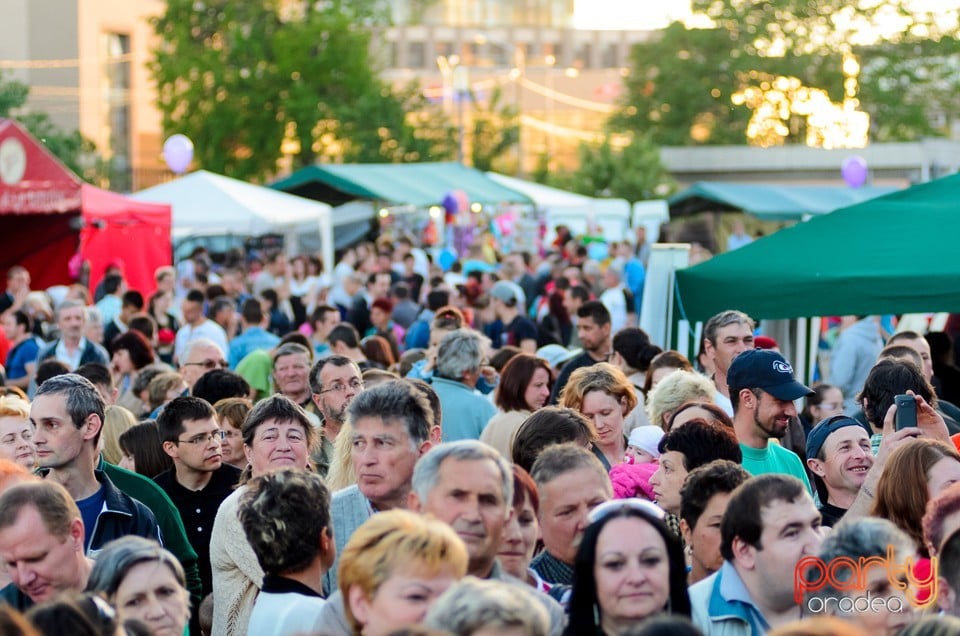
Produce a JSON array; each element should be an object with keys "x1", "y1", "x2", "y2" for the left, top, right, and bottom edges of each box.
[
  {"x1": 728, "y1": 349, "x2": 814, "y2": 495},
  {"x1": 549, "y1": 301, "x2": 612, "y2": 404},
  {"x1": 309, "y1": 355, "x2": 363, "y2": 477}
]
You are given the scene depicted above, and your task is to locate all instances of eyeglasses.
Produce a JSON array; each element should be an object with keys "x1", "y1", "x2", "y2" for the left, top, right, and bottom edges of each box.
[
  {"x1": 319, "y1": 379, "x2": 364, "y2": 394},
  {"x1": 183, "y1": 359, "x2": 229, "y2": 370},
  {"x1": 817, "y1": 402, "x2": 842, "y2": 411},
  {"x1": 177, "y1": 430, "x2": 226, "y2": 446},
  {"x1": 587, "y1": 498, "x2": 666, "y2": 525}
]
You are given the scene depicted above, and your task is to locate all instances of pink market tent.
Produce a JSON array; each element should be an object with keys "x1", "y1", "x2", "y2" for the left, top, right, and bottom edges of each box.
[{"x1": 0, "y1": 118, "x2": 171, "y2": 293}]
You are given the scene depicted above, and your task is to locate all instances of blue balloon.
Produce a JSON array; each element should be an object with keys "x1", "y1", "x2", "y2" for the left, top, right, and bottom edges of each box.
[
  {"x1": 437, "y1": 249, "x2": 457, "y2": 272},
  {"x1": 587, "y1": 242, "x2": 608, "y2": 261}
]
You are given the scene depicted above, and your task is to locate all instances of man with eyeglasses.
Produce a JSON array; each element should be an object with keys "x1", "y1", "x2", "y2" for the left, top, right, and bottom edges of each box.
[
  {"x1": 179, "y1": 338, "x2": 229, "y2": 392},
  {"x1": 155, "y1": 396, "x2": 242, "y2": 604},
  {"x1": 309, "y1": 355, "x2": 364, "y2": 477}
]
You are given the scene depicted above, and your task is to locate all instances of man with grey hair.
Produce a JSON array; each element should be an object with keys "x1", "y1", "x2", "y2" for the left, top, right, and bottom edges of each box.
[
  {"x1": 432, "y1": 328, "x2": 497, "y2": 441},
  {"x1": 702, "y1": 309, "x2": 756, "y2": 416},
  {"x1": 796, "y1": 517, "x2": 918, "y2": 633},
  {"x1": 424, "y1": 576, "x2": 550, "y2": 636},
  {"x1": 409, "y1": 440, "x2": 566, "y2": 635},
  {"x1": 36, "y1": 299, "x2": 109, "y2": 370},
  {"x1": 30, "y1": 374, "x2": 159, "y2": 553},
  {"x1": 273, "y1": 342, "x2": 320, "y2": 425},
  {"x1": 324, "y1": 380, "x2": 439, "y2": 593},
  {"x1": 178, "y1": 337, "x2": 228, "y2": 391}
]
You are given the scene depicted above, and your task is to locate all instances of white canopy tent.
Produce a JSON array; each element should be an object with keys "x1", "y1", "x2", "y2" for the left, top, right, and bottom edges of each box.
[
  {"x1": 487, "y1": 172, "x2": 634, "y2": 243},
  {"x1": 132, "y1": 170, "x2": 336, "y2": 273}
]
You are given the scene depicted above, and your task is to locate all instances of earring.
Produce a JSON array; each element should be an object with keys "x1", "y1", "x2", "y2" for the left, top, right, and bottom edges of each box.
[{"x1": 593, "y1": 603, "x2": 600, "y2": 626}]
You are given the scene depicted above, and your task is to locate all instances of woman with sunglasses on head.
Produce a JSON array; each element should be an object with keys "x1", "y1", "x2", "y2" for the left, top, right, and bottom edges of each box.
[{"x1": 564, "y1": 499, "x2": 690, "y2": 635}]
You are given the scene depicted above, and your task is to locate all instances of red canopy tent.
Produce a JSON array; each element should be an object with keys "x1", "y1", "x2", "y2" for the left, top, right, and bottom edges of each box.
[{"x1": 0, "y1": 118, "x2": 171, "y2": 295}]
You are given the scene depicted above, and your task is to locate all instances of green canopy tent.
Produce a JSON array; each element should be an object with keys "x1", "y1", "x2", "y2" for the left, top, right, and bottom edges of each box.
[
  {"x1": 271, "y1": 162, "x2": 532, "y2": 207},
  {"x1": 674, "y1": 172, "x2": 960, "y2": 323},
  {"x1": 669, "y1": 181, "x2": 899, "y2": 221}
]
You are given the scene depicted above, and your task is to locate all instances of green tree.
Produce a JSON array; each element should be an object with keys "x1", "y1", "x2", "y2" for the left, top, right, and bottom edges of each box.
[
  {"x1": 469, "y1": 86, "x2": 519, "y2": 172},
  {"x1": 610, "y1": 0, "x2": 959, "y2": 145},
  {"x1": 151, "y1": 0, "x2": 455, "y2": 182},
  {"x1": 557, "y1": 134, "x2": 675, "y2": 203},
  {"x1": 0, "y1": 71, "x2": 101, "y2": 182}
]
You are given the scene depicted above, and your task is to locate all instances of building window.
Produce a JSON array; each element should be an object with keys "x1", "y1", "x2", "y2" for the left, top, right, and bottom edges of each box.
[
  {"x1": 575, "y1": 43, "x2": 592, "y2": 69},
  {"x1": 601, "y1": 43, "x2": 619, "y2": 68},
  {"x1": 102, "y1": 32, "x2": 131, "y2": 191},
  {"x1": 409, "y1": 41, "x2": 426, "y2": 68}
]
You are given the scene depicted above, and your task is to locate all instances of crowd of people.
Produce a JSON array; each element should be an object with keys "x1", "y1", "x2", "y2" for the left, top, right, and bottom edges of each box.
[{"x1": 1, "y1": 229, "x2": 960, "y2": 636}]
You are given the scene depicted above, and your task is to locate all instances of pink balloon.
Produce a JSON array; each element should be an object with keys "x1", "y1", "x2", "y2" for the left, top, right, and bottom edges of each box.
[
  {"x1": 841, "y1": 155, "x2": 868, "y2": 188},
  {"x1": 163, "y1": 134, "x2": 194, "y2": 174}
]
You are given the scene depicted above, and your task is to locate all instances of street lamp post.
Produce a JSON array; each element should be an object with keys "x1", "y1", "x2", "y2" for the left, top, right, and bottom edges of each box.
[{"x1": 453, "y1": 65, "x2": 470, "y2": 164}]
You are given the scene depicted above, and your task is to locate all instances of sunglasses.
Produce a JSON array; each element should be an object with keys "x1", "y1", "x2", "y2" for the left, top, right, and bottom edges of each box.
[{"x1": 587, "y1": 497, "x2": 667, "y2": 525}]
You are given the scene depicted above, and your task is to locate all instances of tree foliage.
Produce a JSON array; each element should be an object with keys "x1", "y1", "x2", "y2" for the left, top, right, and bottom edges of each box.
[
  {"x1": 469, "y1": 86, "x2": 519, "y2": 172},
  {"x1": 0, "y1": 72, "x2": 101, "y2": 183},
  {"x1": 150, "y1": 0, "x2": 455, "y2": 182},
  {"x1": 610, "y1": 0, "x2": 960, "y2": 145},
  {"x1": 539, "y1": 134, "x2": 675, "y2": 203}
]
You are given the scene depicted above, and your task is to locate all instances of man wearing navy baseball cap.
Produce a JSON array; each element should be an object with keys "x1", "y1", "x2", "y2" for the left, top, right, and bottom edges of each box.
[
  {"x1": 727, "y1": 349, "x2": 815, "y2": 495},
  {"x1": 805, "y1": 415, "x2": 873, "y2": 527}
]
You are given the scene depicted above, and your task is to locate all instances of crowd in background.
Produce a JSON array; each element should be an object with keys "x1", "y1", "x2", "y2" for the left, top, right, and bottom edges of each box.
[{"x1": 1, "y1": 226, "x2": 960, "y2": 636}]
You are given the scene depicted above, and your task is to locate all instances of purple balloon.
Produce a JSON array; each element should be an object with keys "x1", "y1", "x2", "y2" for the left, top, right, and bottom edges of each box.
[
  {"x1": 163, "y1": 134, "x2": 194, "y2": 174},
  {"x1": 841, "y1": 155, "x2": 868, "y2": 188},
  {"x1": 442, "y1": 191, "x2": 459, "y2": 215}
]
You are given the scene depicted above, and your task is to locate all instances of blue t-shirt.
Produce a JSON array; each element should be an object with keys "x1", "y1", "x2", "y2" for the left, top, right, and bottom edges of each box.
[
  {"x1": 76, "y1": 484, "x2": 105, "y2": 550},
  {"x1": 5, "y1": 337, "x2": 40, "y2": 381}
]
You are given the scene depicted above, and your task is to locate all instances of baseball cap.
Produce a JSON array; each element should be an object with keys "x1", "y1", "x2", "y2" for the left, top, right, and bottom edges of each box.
[
  {"x1": 805, "y1": 415, "x2": 870, "y2": 461},
  {"x1": 489, "y1": 280, "x2": 525, "y2": 308},
  {"x1": 536, "y1": 344, "x2": 580, "y2": 369},
  {"x1": 805, "y1": 414, "x2": 871, "y2": 503},
  {"x1": 727, "y1": 349, "x2": 813, "y2": 401},
  {"x1": 754, "y1": 335, "x2": 779, "y2": 350}
]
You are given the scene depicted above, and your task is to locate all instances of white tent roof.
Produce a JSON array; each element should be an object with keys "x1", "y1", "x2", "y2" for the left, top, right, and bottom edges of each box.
[
  {"x1": 487, "y1": 172, "x2": 634, "y2": 243},
  {"x1": 132, "y1": 170, "x2": 335, "y2": 272},
  {"x1": 132, "y1": 170, "x2": 332, "y2": 237},
  {"x1": 487, "y1": 172, "x2": 597, "y2": 208}
]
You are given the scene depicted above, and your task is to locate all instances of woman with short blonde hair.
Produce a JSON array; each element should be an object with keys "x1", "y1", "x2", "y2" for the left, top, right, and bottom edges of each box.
[
  {"x1": 339, "y1": 509, "x2": 468, "y2": 636},
  {"x1": 0, "y1": 395, "x2": 35, "y2": 470},
  {"x1": 646, "y1": 369, "x2": 716, "y2": 431},
  {"x1": 100, "y1": 405, "x2": 137, "y2": 465},
  {"x1": 560, "y1": 362, "x2": 637, "y2": 469}
]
